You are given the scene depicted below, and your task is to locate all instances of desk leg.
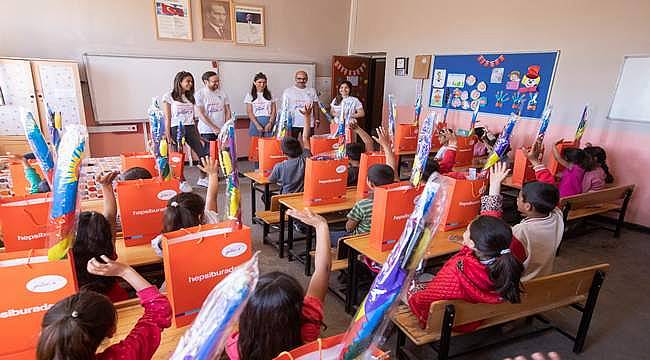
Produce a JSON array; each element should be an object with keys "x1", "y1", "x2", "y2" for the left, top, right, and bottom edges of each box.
[
  {"x1": 398, "y1": 154, "x2": 403, "y2": 179},
  {"x1": 305, "y1": 226, "x2": 313, "y2": 276},
  {"x1": 264, "y1": 184, "x2": 271, "y2": 211},
  {"x1": 287, "y1": 214, "x2": 294, "y2": 261},
  {"x1": 279, "y1": 204, "x2": 286, "y2": 258},
  {"x1": 346, "y1": 247, "x2": 358, "y2": 314},
  {"x1": 250, "y1": 180, "x2": 256, "y2": 222}
]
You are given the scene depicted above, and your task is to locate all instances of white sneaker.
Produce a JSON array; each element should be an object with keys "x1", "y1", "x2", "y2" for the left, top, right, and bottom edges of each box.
[
  {"x1": 180, "y1": 181, "x2": 193, "y2": 193},
  {"x1": 196, "y1": 177, "x2": 209, "y2": 188}
]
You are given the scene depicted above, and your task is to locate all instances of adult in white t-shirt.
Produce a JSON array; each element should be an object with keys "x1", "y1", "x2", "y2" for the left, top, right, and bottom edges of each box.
[
  {"x1": 195, "y1": 71, "x2": 231, "y2": 187},
  {"x1": 245, "y1": 72, "x2": 277, "y2": 137},
  {"x1": 162, "y1": 71, "x2": 204, "y2": 191},
  {"x1": 281, "y1": 70, "x2": 319, "y2": 139},
  {"x1": 330, "y1": 80, "x2": 365, "y2": 123}
]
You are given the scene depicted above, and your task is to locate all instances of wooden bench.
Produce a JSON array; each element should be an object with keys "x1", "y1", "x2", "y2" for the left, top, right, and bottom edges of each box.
[
  {"x1": 560, "y1": 185, "x2": 635, "y2": 238},
  {"x1": 392, "y1": 264, "x2": 609, "y2": 360}
]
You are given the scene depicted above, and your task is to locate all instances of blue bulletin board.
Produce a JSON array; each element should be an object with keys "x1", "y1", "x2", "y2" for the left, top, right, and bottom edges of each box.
[{"x1": 428, "y1": 51, "x2": 559, "y2": 118}]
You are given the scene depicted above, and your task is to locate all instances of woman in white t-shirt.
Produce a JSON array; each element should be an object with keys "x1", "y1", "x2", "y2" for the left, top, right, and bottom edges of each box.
[
  {"x1": 330, "y1": 80, "x2": 365, "y2": 123},
  {"x1": 244, "y1": 72, "x2": 276, "y2": 137},
  {"x1": 162, "y1": 71, "x2": 205, "y2": 190}
]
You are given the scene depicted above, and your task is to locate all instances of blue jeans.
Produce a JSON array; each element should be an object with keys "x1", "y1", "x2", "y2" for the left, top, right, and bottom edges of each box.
[
  {"x1": 249, "y1": 116, "x2": 272, "y2": 137},
  {"x1": 330, "y1": 230, "x2": 350, "y2": 248}
]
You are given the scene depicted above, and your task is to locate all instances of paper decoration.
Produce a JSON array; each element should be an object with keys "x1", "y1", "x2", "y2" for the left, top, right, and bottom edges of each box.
[
  {"x1": 430, "y1": 88, "x2": 444, "y2": 107},
  {"x1": 38, "y1": 64, "x2": 82, "y2": 126},
  {"x1": 0, "y1": 61, "x2": 36, "y2": 135},
  {"x1": 446, "y1": 73, "x2": 466, "y2": 88},
  {"x1": 491, "y1": 67, "x2": 505, "y2": 83},
  {"x1": 333, "y1": 60, "x2": 367, "y2": 76},
  {"x1": 432, "y1": 69, "x2": 446, "y2": 88},
  {"x1": 154, "y1": 0, "x2": 192, "y2": 40},
  {"x1": 477, "y1": 54, "x2": 506, "y2": 67},
  {"x1": 466, "y1": 75, "x2": 477, "y2": 87}
]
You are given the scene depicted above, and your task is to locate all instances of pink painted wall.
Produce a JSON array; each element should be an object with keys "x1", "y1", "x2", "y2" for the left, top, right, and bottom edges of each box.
[{"x1": 352, "y1": 0, "x2": 650, "y2": 226}]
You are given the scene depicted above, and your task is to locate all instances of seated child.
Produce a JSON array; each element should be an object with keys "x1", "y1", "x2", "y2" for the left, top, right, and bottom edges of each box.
[
  {"x1": 7, "y1": 153, "x2": 50, "y2": 193},
  {"x1": 269, "y1": 104, "x2": 314, "y2": 194},
  {"x1": 226, "y1": 208, "x2": 331, "y2": 360},
  {"x1": 151, "y1": 157, "x2": 219, "y2": 255},
  {"x1": 119, "y1": 166, "x2": 153, "y2": 181},
  {"x1": 407, "y1": 214, "x2": 524, "y2": 329},
  {"x1": 473, "y1": 126, "x2": 497, "y2": 157},
  {"x1": 345, "y1": 120, "x2": 374, "y2": 186},
  {"x1": 345, "y1": 164, "x2": 395, "y2": 236},
  {"x1": 433, "y1": 129, "x2": 458, "y2": 174},
  {"x1": 37, "y1": 256, "x2": 171, "y2": 359},
  {"x1": 484, "y1": 153, "x2": 563, "y2": 282},
  {"x1": 72, "y1": 171, "x2": 129, "y2": 302},
  {"x1": 582, "y1": 145, "x2": 614, "y2": 192},
  {"x1": 551, "y1": 139, "x2": 590, "y2": 197}
]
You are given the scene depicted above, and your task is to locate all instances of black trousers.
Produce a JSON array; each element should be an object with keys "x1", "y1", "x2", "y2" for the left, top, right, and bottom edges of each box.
[{"x1": 170, "y1": 124, "x2": 207, "y2": 158}]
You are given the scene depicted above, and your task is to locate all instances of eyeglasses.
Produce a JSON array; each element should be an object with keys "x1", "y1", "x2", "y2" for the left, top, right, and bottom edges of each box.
[{"x1": 296, "y1": 77, "x2": 307, "y2": 81}]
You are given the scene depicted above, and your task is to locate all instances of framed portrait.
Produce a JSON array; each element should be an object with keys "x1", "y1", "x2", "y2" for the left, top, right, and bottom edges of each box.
[
  {"x1": 234, "y1": 4, "x2": 266, "y2": 46},
  {"x1": 395, "y1": 57, "x2": 409, "y2": 76},
  {"x1": 153, "y1": 0, "x2": 193, "y2": 41},
  {"x1": 200, "y1": 0, "x2": 234, "y2": 41}
]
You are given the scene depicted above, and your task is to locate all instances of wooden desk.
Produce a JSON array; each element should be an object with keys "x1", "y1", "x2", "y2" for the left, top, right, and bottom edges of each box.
[
  {"x1": 242, "y1": 171, "x2": 277, "y2": 222},
  {"x1": 343, "y1": 229, "x2": 463, "y2": 313},
  {"x1": 99, "y1": 302, "x2": 187, "y2": 359},
  {"x1": 278, "y1": 188, "x2": 360, "y2": 274},
  {"x1": 115, "y1": 238, "x2": 161, "y2": 267},
  {"x1": 502, "y1": 176, "x2": 522, "y2": 190}
]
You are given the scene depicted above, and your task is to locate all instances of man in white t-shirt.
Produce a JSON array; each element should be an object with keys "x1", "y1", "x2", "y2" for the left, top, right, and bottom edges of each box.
[
  {"x1": 195, "y1": 70, "x2": 231, "y2": 187},
  {"x1": 281, "y1": 70, "x2": 319, "y2": 139}
]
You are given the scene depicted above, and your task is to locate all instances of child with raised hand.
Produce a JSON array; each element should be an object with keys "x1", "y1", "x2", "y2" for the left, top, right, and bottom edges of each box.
[
  {"x1": 6, "y1": 153, "x2": 50, "y2": 193},
  {"x1": 371, "y1": 126, "x2": 398, "y2": 178},
  {"x1": 551, "y1": 139, "x2": 589, "y2": 197},
  {"x1": 483, "y1": 161, "x2": 563, "y2": 282},
  {"x1": 37, "y1": 256, "x2": 172, "y2": 360},
  {"x1": 268, "y1": 103, "x2": 314, "y2": 194},
  {"x1": 151, "y1": 157, "x2": 219, "y2": 255},
  {"x1": 346, "y1": 120, "x2": 375, "y2": 186},
  {"x1": 407, "y1": 214, "x2": 524, "y2": 329},
  {"x1": 582, "y1": 145, "x2": 614, "y2": 192},
  {"x1": 226, "y1": 208, "x2": 331, "y2": 360}
]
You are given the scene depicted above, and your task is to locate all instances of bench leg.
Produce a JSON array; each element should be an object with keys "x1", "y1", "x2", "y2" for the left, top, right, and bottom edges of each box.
[
  {"x1": 573, "y1": 270, "x2": 606, "y2": 353},
  {"x1": 250, "y1": 180, "x2": 256, "y2": 222},
  {"x1": 396, "y1": 328, "x2": 407, "y2": 360},
  {"x1": 614, "y1": 189, "x2": 633, "y2": 238},
  {"x1": 438, "y1": 304, "x2": 455, "y2": 360},
  {"x1": 262, "y1": 223, "x2": 270, "y2": 244},
  {"x1": 279, "y1": 205, "x2": 286, "y2": 258},
  {"x1": 287, "y1": 215, "x2": 294, "y2": 261}
]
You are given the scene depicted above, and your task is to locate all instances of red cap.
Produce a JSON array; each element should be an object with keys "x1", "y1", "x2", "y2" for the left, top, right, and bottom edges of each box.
[{"x1": 526, "y1": 65, "x2": 540, "y2": 79}]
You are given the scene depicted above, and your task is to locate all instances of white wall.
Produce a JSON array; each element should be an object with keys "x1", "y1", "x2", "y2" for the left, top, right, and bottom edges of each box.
[
  {"x1": 350, "y1": 0, "x2": 650, "y2": 226},
  {"x1": 1, "y1": 0, "x2": 350, "y2": 77}
]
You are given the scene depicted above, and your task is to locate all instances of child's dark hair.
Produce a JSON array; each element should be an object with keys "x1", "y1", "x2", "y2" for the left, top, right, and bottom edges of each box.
[
  {"x1": 562, "y1": 147, "x2": 590, "y2": 169},
  {"x1": 584, "y1": 146, "x2": 614, "y2": 183},
  {"x1": 280, "y1": 137, "x2": 303, "y2": 158},
  {"x1": 250, "y1": 72, "x2": 273, "y2": 101},
  {"x1": 37, "y1": 290, "x2": 116, "y2": 360},
  {"x1": 469, "y1": 216, "x2": 523, "y2": 303},
  {"x1": 163, "y1": 192, "x2": 205, "y2": 233},
  {"x1": 521, "y1": 181, "x2": 559, "y2": 215},
  {"x1": 422, "y1": 155, "x2": 440, "y2": 181},
  {"x1": 367, "y1": 164, "x2": 395, "y2": 187},
  {"x1": 202, "y1": 70, "x2": 218, "y2": 83},
  {"x1": 171, "y1": 71, "x2": 195, "y2": 104},
  {"x1": 120, "y1": 167, "x2": 153, "y2": 181},
  {"x1": 24, "y1": 152, "x2": 36, "y2": 160},
  {"x1": 333, "y1": 80, "x2": 354, "y2": 106},
  {"x1": 238, "y1": 272, "x2": 305, "y2": 360},
  {"x1": 73, "y1": 211, "x2": 116, "y2": 294},
  {"x1": 346, "y1": 143, "x2": 364, "y2": 161},
  {"x1": 37, "y1": 180, "x2": 51, "y2": 193}
]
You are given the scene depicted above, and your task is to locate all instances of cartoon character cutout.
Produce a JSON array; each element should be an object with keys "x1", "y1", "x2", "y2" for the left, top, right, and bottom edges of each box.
[
  {"x1": 506, "y1": 71, "x2": 521, "y2": 90},
  {"x1": 519, "y1": 65, "x2": 541, "y2": 93}
]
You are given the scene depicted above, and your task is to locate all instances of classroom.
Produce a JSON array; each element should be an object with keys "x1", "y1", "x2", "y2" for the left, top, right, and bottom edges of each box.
[{"x1": 1, "y1": 0, "x2": 649, "y2": 359}]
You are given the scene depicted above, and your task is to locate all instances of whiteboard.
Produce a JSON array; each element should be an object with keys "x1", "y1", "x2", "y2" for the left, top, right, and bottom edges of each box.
[
  {"x1": 83, "y1": 53, "x2": 315, "y2": 124},
  {"x1": 608, "y1": 56, "x2": 650, "y2": 122}
]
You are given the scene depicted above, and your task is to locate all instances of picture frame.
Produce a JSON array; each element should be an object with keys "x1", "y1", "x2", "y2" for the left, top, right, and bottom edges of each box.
[
  {"x1": 234, "y1": 4, "x2": 266, "y2": 46},
  {"x1": 395, "y1": 57, "x2": 409, "y2": 76},
  {"x1": 153, "y1": 0, "x2": 193, "y2": 41},
  {"x1": 200, "y1": 0, "x2": 235, "y2": 41}
]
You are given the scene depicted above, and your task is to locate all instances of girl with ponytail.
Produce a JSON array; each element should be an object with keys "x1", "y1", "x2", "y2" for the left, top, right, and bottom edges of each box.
[{"x1": 583, "y1": 145, "x2": 614, "y2": 192}]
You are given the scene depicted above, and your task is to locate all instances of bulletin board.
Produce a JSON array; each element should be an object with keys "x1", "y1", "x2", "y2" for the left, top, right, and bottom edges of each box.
[{"x1": 428, "y1": 51, "x2": 559, "y2": 119}]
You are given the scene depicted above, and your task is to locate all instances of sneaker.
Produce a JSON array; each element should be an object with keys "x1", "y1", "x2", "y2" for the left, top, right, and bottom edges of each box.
[
  {"x1": 196, "y1": 177, "x2": 209, "y2": 188},
  {"x1": 180, "y1": 181, "x2": 193, "y2": 193}
]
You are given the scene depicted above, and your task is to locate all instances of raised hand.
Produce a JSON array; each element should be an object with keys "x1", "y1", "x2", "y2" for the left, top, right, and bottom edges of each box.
[
  {"x1": 197, "y1": 156, "x2": 219, "y2": 176},
  {"x1": 96, "y1": 171, "x2": 119, "y2": 187},
  {"x1": 87, "y1": 255, "x2": 129, "y2": 278},
  {"x1": 287, "y1": 208, "x2": 327, "y2": 228}
]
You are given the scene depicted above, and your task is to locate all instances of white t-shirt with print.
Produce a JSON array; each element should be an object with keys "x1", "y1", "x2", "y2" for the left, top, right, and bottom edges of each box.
[
  {"x1": 281, "y1": 86, "x2": 319, "y2": 128},
  {"x1": 162, "y1": 91, "x2": 196, "y2": 127},
  {"x1": 330, "y1": 96, "x2": 363, "y2": 121},
  {"x1": 195, "y1": 87, "x2": 230, "y2": 134},
  {"x1": 244, "y1": 92, "x2": 275, "y2": 118}
]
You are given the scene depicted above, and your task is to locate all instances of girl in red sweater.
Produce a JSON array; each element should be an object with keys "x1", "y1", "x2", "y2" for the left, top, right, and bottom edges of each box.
[{"x1": 408, "y1": 215, "x2": 524, "y2": 328}]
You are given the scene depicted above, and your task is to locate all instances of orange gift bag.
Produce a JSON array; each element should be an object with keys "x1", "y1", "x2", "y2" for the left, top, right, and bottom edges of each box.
[
  {"x1": 0, "y1": 193, "x2": 51, "y2": 252},
  {"x1": 303, "y1": 158, "x2": 348, "y2": 206},
  {"x1": 310, "y1": 135, "x2": 338, "y2": 156},
  {"x1": 356, "y1": 152, "x2": 386, "y2": 199},
  {"x1": 511, "y1": 148, "x2": 536, "y2": 186},
  {"x1": 258, "y1": 138, "x2": 287, "y2": 177},
  {"x1": 273, "y1": 334, "x2": 388, "y2": 360},
  {"x1": 116, "y1": 178, "x2": 180, "y2": 246},
  {"x1": 454, "y1": 135, "x2": 477, "y2": 166},
  {"x1": 8, "y1": 161, "x2": 44, "y2": 196},
  {"x1": 169, "y1": 151, "x2": 185, "y2": 180},
  {"x1": 394, "y1": 124, "x2": 418, "y2": 152},
  {"x1": 161, "y1": 223, "x2": 252, "y2": 327},
  {"x1": 120, "y1": 152, "x2": 158, "y2": 177},
  {"x1": 439, "y1": 173, "x2": 487, "y2": 231},
  {"x1": 547, "y1": 140, "x2": 577, "y2": 176},
  {"x1": 0, "y1": 249, "x2": 77, "y2": 359},
  {"x1": 369, "y1": 182, "x2": 424, "y2": 251},
  {"x1": 248, "y1": 136, "x2": 260, "y2": 161}
]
